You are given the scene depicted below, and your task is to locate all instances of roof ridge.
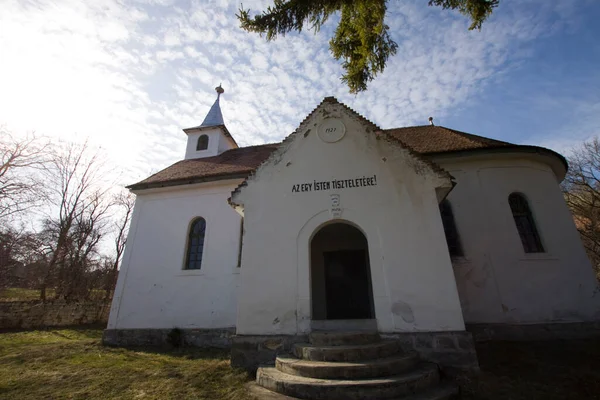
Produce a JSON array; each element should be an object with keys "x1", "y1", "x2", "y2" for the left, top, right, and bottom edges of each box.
[
  {"x1": 387, "y1": 125, "x2": 510, "y2": 142},
  {"x1": 380, "y1": 131, "x2": 453, "y2": 181},
  {"x1": 437, "y1": 126, "x2": 512, "y2": 146},
  {"x1": 220, "y1": 142, "x2": 279, "y2": 153}
]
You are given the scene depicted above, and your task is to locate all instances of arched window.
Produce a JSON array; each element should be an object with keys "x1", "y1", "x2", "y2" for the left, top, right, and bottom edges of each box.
[
  {"x1": 508, "y1": 193, "x2": 544, "y2": 253},
  {"x1": 185, "y1": 218, "x2": 206, "y2": 270},
  {"x1": 439, "y1": 199, "x2": 463, "y2": 257},
  {"x1": 197, "y1": 134, "x2": 209, "y2": 151}
]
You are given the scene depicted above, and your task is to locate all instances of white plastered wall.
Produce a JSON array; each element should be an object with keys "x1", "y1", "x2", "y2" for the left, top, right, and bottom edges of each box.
[
  {"x1": 436, "y1": 155, "x2": 600, "y2": 324},
  {"x1": 107, "y1": 180, "x2": 243, "y2": 329},
  {"x1": 184, "y1": 127, "x2": 235, "y2": 159},
  {"x1": 232, "y1": 103, "x2": 465, "y2": 335}
]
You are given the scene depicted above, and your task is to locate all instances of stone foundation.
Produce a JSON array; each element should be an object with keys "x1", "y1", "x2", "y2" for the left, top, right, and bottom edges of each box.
[
  {"x1": 231, "y1": 335, "x2": 309, "y2": 371},
  {"x1": 467, "y1": 321, "x2": 600, "y2": 341},
  {"x1": 102, "y1": 328, "x2": 235, "y2": 348},
  {"x1": 103, "y1": 328, "x2": 480, "y2": 372},
  {"x1": 231, "y1": 331, "x2": 479, "y2": 372},
  {"x1": 0, "y1": 300, "x2": 109, "y2": 330},
  {"x1": 380, "y1": 331, "x2": 479, "y2": 372}
]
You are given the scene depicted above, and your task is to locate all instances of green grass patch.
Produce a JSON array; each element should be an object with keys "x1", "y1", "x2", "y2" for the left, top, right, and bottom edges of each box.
[
  {"x1": 0, "y1": 328, "x2": 253, "y2": 400},
  {"x1": 0, "y1": 288, "x2": 50, "y2": 301}
]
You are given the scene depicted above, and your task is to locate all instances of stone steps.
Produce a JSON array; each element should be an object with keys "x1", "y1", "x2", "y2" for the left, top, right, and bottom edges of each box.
[
  {"x1": 309, "y1": 331, "x2": 381, "y2": 346},
  {"x1": 276, "y1": 352, "x2": 419, "y2": 379},
  {"x1": 293, "y1": 340, "x2": 402, "y2": 362},
  {"x1": 253, "y1": 331, "x2": 459, "y2": 400},
  {"x1": 257, "y1": 363, "x2": 441, "y2": 400}
]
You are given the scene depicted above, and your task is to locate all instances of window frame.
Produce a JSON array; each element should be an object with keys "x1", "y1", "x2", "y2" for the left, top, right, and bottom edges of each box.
[
  {"x1": 237, "y1": 218, "x2": 244, "y2": 268},
  {"x1": 183, "y1": 217, "x2": 207, "y2": 270},
  {"x1": 439, "y1": 199, "x2": 464, "y2": 258},
  {"x1": 508, "y1": 192, "x2": 545, "y2": 254},
  {"x1": 196, "y1": 134, "x2": 209, "y2": 151}
]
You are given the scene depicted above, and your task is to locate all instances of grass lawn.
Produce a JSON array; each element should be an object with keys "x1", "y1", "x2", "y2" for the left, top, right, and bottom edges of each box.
[
  {"x1": 0, "y1": 328, "x2": 598, "y2": 399},
  {"x1": 0, "y1": 329, "x2": 253, "y2": 400}
]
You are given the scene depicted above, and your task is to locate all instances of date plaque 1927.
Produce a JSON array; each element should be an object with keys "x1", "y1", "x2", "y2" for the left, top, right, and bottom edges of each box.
[{"x1": 318, "y1": 118, "x2": 346, "y2": 143}]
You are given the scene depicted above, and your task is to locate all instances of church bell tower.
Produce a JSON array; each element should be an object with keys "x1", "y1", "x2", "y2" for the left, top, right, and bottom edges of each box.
[{"x1": 182, "y1": 85, "x2": 238, "y2": 159}]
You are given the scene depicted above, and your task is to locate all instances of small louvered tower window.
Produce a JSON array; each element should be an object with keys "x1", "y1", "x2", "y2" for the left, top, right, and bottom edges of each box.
[
  {"x1": 508, "y1": 193, "x2": 544, "y2": 253},
  {"x1": 439, "y1": 199, "x2": 463, "y2": 257},
  {"x1": 185, "y1": 218, "x2": 206, "y2": 270},
  {"x1": 197, "y1": 134, "x2": 209, "y2": 151}
]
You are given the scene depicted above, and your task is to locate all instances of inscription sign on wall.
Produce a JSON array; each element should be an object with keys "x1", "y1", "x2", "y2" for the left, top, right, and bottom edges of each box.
[
  {"x1": 318, "y1": 118, "x2": 346, "y2": 143},
  {"x1": 291, "y1": 174, "x2": 378, "y2": 193},
  {"x1": 330, "y1": 194, "x2": 342, "y2": 218}
]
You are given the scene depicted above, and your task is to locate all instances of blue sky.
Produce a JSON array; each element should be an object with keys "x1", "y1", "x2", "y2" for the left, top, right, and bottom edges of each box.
[{"x1": 1, "y1": 0, "x2": 599, "y2": 185}]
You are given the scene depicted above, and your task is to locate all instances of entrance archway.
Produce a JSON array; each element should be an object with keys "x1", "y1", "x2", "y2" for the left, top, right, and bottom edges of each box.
[{"x1": 310, "y1": 222, "x2": 375, "y2": 320}]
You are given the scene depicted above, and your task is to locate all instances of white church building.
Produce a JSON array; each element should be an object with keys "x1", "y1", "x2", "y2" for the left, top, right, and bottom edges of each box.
[{"x1": 104, "y1": 86, "x2": 600, "y2": 372}]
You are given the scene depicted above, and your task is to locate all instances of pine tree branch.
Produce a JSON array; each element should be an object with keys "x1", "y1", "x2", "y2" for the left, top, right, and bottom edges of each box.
[{"x1": 237, "y1": 0, "x2": 500, "y2": 92}]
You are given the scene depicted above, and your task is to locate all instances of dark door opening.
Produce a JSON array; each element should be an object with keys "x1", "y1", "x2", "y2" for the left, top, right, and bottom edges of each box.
[
  {"x1": 310, "y1": 222, "x2": 375, "y2": 320},
  {"x1": 324, "y1": 250, "x2": 372, "y2": 319}
]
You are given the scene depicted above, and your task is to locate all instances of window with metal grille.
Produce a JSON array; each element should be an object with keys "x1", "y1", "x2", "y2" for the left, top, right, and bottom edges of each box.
[
  {"x1": 508, "y1": 193, "x2": 544, "y2": 253},
  {"x1": 439, "y1": 199, "x2": 464, "y2": 257},
  {"x1": 185, "y1": 217, "x2": 206, "y2": 270},
  {"x1": 197, "y1": 135, "x2": 209, "y2": 151}
]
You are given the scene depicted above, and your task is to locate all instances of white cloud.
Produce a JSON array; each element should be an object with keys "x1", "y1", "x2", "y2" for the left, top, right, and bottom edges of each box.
[
  {"x1": 250, "y1": 53, "x2": 269, "y2": 70},
  {"x1": 164, "y1": 30, "x2": 182, "y2": 46},
  {"x1": 0, "y1": 0, "x2": 595, "y2": 186}
]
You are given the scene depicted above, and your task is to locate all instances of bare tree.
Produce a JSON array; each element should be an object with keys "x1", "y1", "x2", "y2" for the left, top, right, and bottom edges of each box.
[
  {"x1": 562, "y1": 137, "x2": 600, "y2": 281},
  {"x1": 0, "y1": 227, "x2": 46, "y2": 291},
  {"x1": 55, "y1": 189, "x2": 112, "y2": 301},
  {"x1": 0, "y1": 129, "x2": 50, "y2": 221},
  {"x1": 103, "y1": 191, "x2": 135, "y2": 301},
  {"x1": 0, "y1": 228, "x2": 21, "y2": 290},
  {"x1": 39, "y1": 141, "x2": 112, "y2": 301}
]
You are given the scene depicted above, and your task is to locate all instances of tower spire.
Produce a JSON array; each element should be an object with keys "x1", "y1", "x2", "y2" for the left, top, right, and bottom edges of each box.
[{"x1": 200, "y1": 84, "x2": 225, "y2": 127}]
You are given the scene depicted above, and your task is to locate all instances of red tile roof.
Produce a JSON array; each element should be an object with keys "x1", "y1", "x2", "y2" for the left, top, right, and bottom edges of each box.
[
  {"x1": 386, "y1": 125, "x2": 512, "y2": 153},
  {"x1": 129, "y1": 144, "x2": 279, "y2": 190},
  {"x1": 128, "y1": 125, "x2": 562, "y2": 191}
]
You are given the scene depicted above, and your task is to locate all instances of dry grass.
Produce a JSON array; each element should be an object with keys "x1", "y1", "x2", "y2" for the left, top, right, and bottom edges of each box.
[
  {"x1": 0, "y1": 328, "x2": 598, "y2": 399},
  {"x1": 0, "y1": 329, "x2": 253, "y2": 400},
  {"x1": 0, "y1": 287, "x2": 51, "y2": 301}
]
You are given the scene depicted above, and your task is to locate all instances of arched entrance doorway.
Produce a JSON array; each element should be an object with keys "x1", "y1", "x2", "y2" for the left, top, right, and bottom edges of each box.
[{"x1": 310, "y1": 222, "x2": 375, "y2": 321}]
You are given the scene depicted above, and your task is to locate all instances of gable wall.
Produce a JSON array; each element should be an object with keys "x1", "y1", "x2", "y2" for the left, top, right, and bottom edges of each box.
[
  {"x1": 233, "y1": 104, "x2": 464, "y2": 335},
  {"x1": 107, "y1": 180, "x2": 243, "y2": 330},
  {"x1": 436, "y1": 156, "x2": 600, "y2": 323}
]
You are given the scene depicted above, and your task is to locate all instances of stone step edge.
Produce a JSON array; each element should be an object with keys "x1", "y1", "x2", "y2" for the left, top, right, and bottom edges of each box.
[
  {"x1": 276, "y1": 352, "x2": 420, "y2": 379},
  {"x1": 309, "y1": 331, "x2": 381, "y2": 346},
  {"x1": 292, "y1": 340, "x2": 402, "y2": 361},
  {"x1": 293, "y1": 339, "x2": 400, "y2": 351},
  {"x1": 257, "y1": 362, "x2": 440, "y2": 388}
]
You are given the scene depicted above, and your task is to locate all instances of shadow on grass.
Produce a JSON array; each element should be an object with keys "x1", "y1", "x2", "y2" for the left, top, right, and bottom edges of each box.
[{"x1": 457, "y1": 338, "x2": 600, "y2": 400}]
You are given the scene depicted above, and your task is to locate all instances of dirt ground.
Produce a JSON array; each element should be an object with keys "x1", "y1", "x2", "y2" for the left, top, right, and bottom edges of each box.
[{"x1": 458, "y1": 337, "x2": 600, "y2": 400}]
